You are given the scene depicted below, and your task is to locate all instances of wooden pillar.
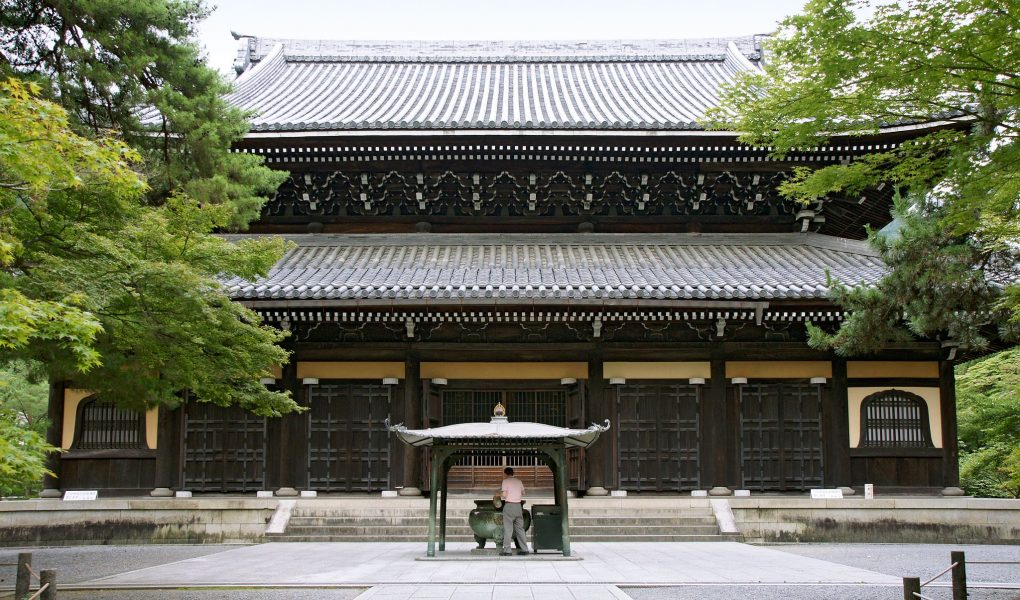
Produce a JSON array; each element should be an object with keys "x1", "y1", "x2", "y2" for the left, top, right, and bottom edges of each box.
[
  {"x1": 827, "y1": 358, "x2": 851, "y2": 488},
  {"x1": 401, "y1": 354, "x2": 422, "y2": 494},
  {"x1": 585, "y1": 352, "x2": 609, "y2": 493},
  {"x1": 40, "y1": 379, "x2": 66, "y2": 497},
  {"x1": 703, "y1": 350, "x2": 730, "y2": 492},
  {"x1": 275, "y1": 361, "x2": 303, "y2": 495},
  {"x1": 150, "y1": 404, "x2": 179, "y2": 496},
  {"x1": 940, "y1": 359, "x2": 962, "y2": 489}
]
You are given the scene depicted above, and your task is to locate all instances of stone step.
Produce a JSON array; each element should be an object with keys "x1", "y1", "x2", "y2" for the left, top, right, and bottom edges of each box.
[
  {"x1": 267, "y1": 534, "x2": 734, "y2": 543},
  {"x1": 289, "y1": 507, "x2": 714, "y2": 519},
  {"x1": 281, "y1": 524, "x2": 720, "y2": 536},
  {"x1": 286, "y1": 515, "x2": 717, "y2": 527}
]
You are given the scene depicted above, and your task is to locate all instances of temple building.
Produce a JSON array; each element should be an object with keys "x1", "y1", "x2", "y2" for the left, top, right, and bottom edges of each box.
[{"x1": 47, "y1": 37, "x2": 964, "y2": 497}]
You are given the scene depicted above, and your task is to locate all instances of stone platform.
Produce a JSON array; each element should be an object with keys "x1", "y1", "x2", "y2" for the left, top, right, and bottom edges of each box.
[{"x1": 0, "y1": 495, "x2": 1018, "y2": 546}]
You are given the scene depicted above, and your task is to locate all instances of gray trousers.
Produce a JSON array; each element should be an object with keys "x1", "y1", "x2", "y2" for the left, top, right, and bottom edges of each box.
[{"x1": 502, "y1": 502, "x2": 528, "y2": 551}]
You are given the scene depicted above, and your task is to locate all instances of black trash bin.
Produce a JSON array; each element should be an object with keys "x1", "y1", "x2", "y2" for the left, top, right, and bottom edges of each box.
[{"x1": 531, "y1": 504, "x2": 563, "y2": 552}]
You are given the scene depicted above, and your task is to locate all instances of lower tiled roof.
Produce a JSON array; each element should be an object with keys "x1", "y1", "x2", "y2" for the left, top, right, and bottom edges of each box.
[{"x1": 221, "y1": 233, "x2": 885, "y2": 304}]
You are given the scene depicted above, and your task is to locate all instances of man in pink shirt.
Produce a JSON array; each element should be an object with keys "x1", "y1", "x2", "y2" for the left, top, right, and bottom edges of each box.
[{"x1": 500, "y1": 467, "x2": 530, "y2": 555}]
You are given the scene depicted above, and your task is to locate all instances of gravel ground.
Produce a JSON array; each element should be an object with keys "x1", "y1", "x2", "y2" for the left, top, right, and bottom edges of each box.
[
  {"x1": 54, "y1": 589, "x2": 367, "y2": 600},
  {"x1": 624, "y1": 543, "x2": 1020, "y2": 600},
  {"x1": 2, "y1": 543, "x2": 1018, "y2": 600},
  {"x1": 0, "y1": 544, "x2": 237, "y2": 585}
]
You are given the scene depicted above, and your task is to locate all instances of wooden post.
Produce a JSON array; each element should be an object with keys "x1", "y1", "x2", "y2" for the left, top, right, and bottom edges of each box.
[
  {"x1": 275, "y1": 361, "x2": 303, "y2": 494},
  {"x1": 940, "y1": 360, "x2": 961, "y2": 488},
  {"x1": 951, "y1": 550, "x2": 967, "y2": 600},
  {"x1": 903, "y1": 576, "x2": 921, "y2": 600},
  {"x1": 151, "y1": 404, "x2": 176, "y2": 496},
  {"x1": 704, "y1": 353, "x2": 727, "y2": 488},
  {"x1": 39, "y1": 569, "x2": 56, "y2": 600},
  {"x1": 827, "y1": 358, "x2": 851, "y2": 488},
  {"x1": 16, "y1": 552, "x2": 31, "y2": 599},
  {"x1": 585, "y1": 352, "x2": 607, "y2": 490},
  {"x1": 401, "y1": 354, "x2": 422, "y2": 493},
  {"x1": 40, "y1": 380, "x2": 65, "y2": 497}
]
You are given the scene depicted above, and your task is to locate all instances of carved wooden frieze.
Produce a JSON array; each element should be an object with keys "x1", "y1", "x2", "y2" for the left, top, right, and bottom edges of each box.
[{"x1": 266, "y1": 169, "x2": 798, "y2": 220}]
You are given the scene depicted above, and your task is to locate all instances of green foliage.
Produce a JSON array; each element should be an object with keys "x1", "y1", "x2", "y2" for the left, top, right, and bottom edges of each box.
[
  {"x1": 0, "y1": 360, "x2": 51, "y2": 497},
  {"x1": 956, "y1": 349, "x2": 1020, "y2": 497},
  {"x1": 708, "y1": 0, "x2": 1020, "y2": 353},
  {"x1": 0, "y1": 2, "x2": 298, "y2": 416},
  {"x1": 0, "y1": 0, "x2": 286, "y2": 227}
]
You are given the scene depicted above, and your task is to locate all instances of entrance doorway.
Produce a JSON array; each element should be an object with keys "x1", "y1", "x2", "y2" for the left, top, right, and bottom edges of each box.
[{"x1": 422, "y1": 381, "x2": 584, "y2": 492}]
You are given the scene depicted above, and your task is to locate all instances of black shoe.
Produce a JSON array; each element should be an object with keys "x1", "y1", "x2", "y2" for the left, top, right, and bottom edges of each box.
[
  {"x1": 499, "y1": 550, "x2": 512, "y2": 556},
  {"x1": 517, "y1": 550, "x2": 530, "y2": 555}
]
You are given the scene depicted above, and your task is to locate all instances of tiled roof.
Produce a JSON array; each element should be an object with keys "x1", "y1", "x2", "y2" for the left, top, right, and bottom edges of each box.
[
  {"x1": 227, "y1": 38, "x2": 761, "y2": 132},
  {"x1": 221, "y1": 233, "x2": 886, "y2": 305}
]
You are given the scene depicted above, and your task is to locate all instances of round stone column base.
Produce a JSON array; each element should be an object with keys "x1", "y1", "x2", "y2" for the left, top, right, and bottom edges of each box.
[
  {"x1": 941, "y1": 487, "x2": 966, "y2": 497},
  {"x1": 276, "y1": 487, "x2": 299, "y2": 497},
  {"x1": 585, "y1": 486, "x2": 609, "y2": 496},
  {"x1": 149, "y1": 487, "x2": 174, "y2": 498},
  {"x1": 39, "y1": 488, "x2": 62, "y2": 499},
  {"x1": 839, "y1": 486, "x2": 856, "y2": 496},
  {"x1": 398, "y1": 486, "x2": 422, "y2": 496},
  {"x1": 708, "y1": 486, "x2": 733, "y2": 496}
]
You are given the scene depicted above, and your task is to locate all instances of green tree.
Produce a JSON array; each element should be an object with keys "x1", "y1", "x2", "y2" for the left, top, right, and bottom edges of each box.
[
  {"x1": 0, "y1": 360, "x2": 52, "y2": 497},
  {"x1": 956, "y1": 349, "x2": 1020, "y2": 497},
  {"x1": 0, "y1": 0, "x2": 297, "y2": 415},
  {"x1": 707, "y1": 0, "x2": 1020, "y2": 354}
]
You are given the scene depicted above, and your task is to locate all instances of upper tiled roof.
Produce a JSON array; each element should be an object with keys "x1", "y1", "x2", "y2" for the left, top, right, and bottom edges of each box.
[
  {"x1": 227, "y1": 37, "x2": 762, "y2": 133},
  {"x1": 221, "y1": 233, "x2": 885, "y2": 305}
]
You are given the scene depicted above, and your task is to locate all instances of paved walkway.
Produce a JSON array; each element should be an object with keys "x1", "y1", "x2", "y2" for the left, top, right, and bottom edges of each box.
[
  {"x1": 355, "y1": 584, "x2": 631, "y2": 600},
  {"x1": 86, "y1": 542, "x2": 899, "y2": 588}
]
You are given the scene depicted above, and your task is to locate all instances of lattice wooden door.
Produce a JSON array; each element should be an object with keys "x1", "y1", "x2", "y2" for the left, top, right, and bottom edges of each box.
[
  {"x1": 616, "y1": 383, "x2": 701, "y2": 492},
  {"x1": 739, "y1": 382, "x2": 824, "y2": 491},
  {"x1": 182, "y1": 402, "x2": 266, "y2": 492},
  {"x1": 307, "y1": 383, "x2": 392, "y2": 491}
]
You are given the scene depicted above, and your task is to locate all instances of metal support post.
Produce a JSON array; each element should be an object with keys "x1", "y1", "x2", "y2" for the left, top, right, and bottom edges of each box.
[
  {"x1": 556, "y1": 448, "x2": 571, "y2": 557},
  {"x1": 39, "y1": 570, "x2": 56, "y2": 600},
  {"x1": 903, "y1": 576, "x2": 921, "y2": 600},
  {"x1": 951, "y1": 551, "x2": 967, "y2": 600},
  {"x1": 16, "y1": 552, "x2": 31, "y2": 600},
  {"x1": 426, "y1": 449, "x2": 443, "y2": 557},
  {"x1": 439, "y1": 455, "x2": 451, "y2": 551}
]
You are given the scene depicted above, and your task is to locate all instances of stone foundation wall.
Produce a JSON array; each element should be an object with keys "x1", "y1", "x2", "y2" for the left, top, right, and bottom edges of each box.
[
  {"x1": 729, "y1": 497, "x2": 1020, "y2": 544},
  {"x1": 0, "y1": 498, "x2": 276, "y2": 546}
]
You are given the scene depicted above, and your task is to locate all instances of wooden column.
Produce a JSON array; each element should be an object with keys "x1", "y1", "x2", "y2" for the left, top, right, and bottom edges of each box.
[
  {"x1": 40, "y1": 379, "x2": 66, "y2": 498},
  {"x1": 275, "y1": 361, "x2": 303, "y2": 495},
  {"x1": 400, "y1": 353, "x2": 422, "y2": 494},
  {"x1": 150, "y1": 404, "x2": 179, "y2": 496},
  {"x1": 703, "y1": 351, "x2": 729, "y2": 491},
  {"x1": 827, "y1": 358, "x2": 851, "y2": 488},
  {"x1": 584, "y1": 352, "x2": 609, "y2": 493},
  {"x1": 939, "y1": 359, "x2": 961, "y2": 489}
]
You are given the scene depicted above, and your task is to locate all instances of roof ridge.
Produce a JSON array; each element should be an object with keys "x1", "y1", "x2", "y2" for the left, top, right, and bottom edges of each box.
[{"x1": 242, "y1": 37, "x2": 763, "y2": 63}]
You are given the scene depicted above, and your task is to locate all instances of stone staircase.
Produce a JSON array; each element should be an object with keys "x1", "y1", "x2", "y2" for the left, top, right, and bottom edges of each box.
[{"x1": 266, "y1": 497, "x2": 740, "y2": 543}]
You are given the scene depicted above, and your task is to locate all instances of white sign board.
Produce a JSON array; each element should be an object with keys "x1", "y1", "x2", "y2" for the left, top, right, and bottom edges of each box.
[
  {"x1": 810, "y1": 488, "x2": 844, "y2": 499},
  {"x1": 864, "y1": 483, "x2": 875, "y2": 500},
  {"x1": 63, "y1": 490, "x2": 98, "y2": 501},
  {"x1": 734, "y1": 489, "x2": 751, "y2": 497},
  {"x1": 691, "y1": 490, "x2": 708, "y2": 497},
  {"x1": 174, "y1": 490, "x2": 193, "y2": 498}
]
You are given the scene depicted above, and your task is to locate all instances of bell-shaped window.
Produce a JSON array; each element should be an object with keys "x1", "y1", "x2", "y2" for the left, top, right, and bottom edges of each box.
[
  {"x1": 859, "y1": 390, "x2": 934, "y2": 448},
  {"x1": 74, "y1": 396, "x2": 146, "y2": 449}
]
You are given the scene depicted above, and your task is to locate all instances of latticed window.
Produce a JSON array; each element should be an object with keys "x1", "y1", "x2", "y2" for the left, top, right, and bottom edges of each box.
[
  {"x1": 859, "y1": 390, "x2": 934, "y2": 448},
  {"x1": 75, "y1": 397, "x2": 146, "y2": 449}
]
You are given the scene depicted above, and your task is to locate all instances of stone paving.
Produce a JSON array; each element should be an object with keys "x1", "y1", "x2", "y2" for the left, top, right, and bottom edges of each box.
[{"x1": 84, "y1": 541, "x2": 898, "y2": 587}]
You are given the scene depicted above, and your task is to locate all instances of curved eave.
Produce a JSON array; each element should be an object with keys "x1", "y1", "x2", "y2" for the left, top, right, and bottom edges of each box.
[{"x1": 393, "y1": 430, "x2": 605, "y2": 449}]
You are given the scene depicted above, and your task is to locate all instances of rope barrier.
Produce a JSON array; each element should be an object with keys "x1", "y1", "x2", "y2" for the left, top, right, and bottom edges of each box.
[
  {"x1": 25, "y1": 582, "x2": 49, "y2": 600},
  {"x1": 920, "y1": 562, "x2": 957, "y2": 587}
]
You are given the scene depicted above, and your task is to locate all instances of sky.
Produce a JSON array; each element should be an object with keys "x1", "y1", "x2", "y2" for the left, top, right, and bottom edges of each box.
[{"x1": 197, "y1": 0, "x2": 808, "y2": 75}]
